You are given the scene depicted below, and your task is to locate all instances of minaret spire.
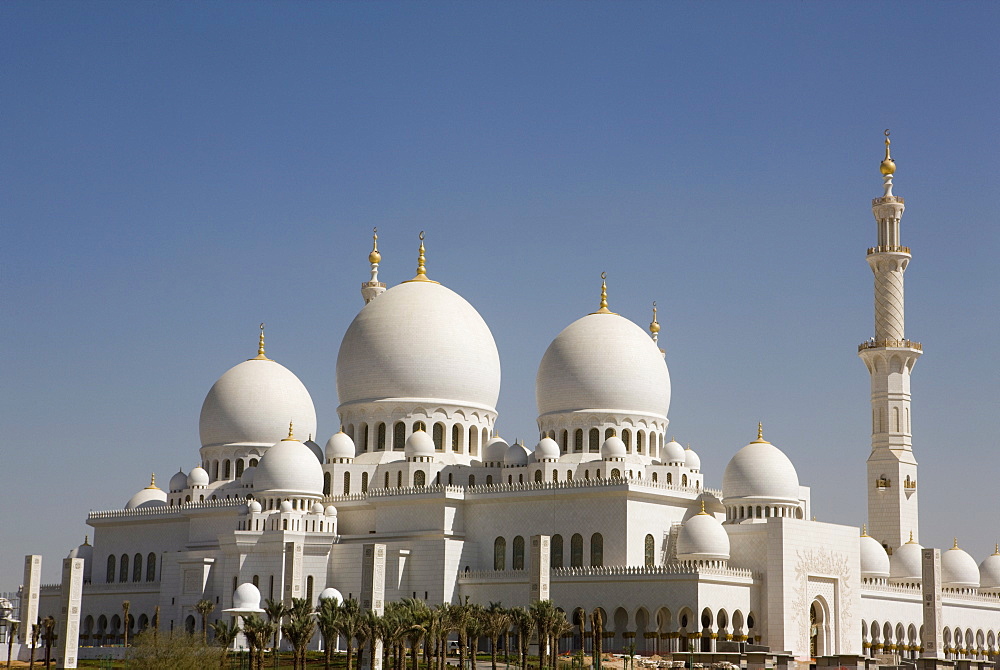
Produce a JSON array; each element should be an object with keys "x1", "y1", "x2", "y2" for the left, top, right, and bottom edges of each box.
[
  {"x1": 403, "y1": 231, "x2": 439, "y2": 284},
  {"x1": 251, "y1": 323, "x2": 272, "y2": 361},
  {"x1": 591, "y1": 272, "x2": 615, "y2": 314},
  {"x1": 859, "y1": 130, "x2": 922, "y2": 551},
  {"x1": 361, "y1": 227, "x2": 387, "y2": 303}
]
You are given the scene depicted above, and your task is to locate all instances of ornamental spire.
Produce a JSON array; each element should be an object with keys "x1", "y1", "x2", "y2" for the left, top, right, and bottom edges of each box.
[
  {"x1": 591, "y1": 272, "x2": 615, "y2": 314},
  {"x1": 145, "y1": 473, "x2": 158, "y2": 489},
  {"x1": 251, "y1": 323, "x2": 271, "y2": 361},
  {"x1": 361, "y1": 227, "x2": 388, "y2": 303},
  {"x1": 880, "y1": 129, "x2": 897, "y2": 197},
  {"x1": 649, "y1": 301, "x2": 660, "y2": 341},
  {"x1": 283, "y1": 421, "x2": 295, "y2": 441}
]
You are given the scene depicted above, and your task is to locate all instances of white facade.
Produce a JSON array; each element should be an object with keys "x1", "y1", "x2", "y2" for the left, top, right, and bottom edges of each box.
[{"x1": 26, "y1": 143, "x2": 1000, "y2": 663}]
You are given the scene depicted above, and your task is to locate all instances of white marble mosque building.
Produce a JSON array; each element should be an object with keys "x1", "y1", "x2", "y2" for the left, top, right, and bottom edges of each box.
[{"x1": 14, "y1": 136, "x2": 1000, "y2": 667}]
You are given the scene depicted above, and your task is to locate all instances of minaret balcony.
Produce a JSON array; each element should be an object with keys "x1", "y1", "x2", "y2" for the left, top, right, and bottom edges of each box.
[
  {"x1": 867, "y1": 245, "x2": 910, "y2": 255},
  {"x1": 858, "y1": 339, "x2": 922, "y2": 352}
]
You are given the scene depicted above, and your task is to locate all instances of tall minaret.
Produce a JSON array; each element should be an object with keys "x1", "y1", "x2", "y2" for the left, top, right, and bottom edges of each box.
[
  {"x1": 361, "y1": 227, "x2": 387, "y2": 304},
  {"x1": 859, "y1": 130, "x2": 922, "y2": 551}
]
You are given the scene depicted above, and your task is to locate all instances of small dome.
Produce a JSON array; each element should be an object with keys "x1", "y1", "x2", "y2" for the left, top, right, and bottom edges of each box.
[
  {"x1": 325, "y1": 505, "x2": 338, "y2": 517},
  {"x1": 241, "y1": 466, "x2": 257, "y2": 487},
  {"x1": 676, "y1": 506, "x2": 730, "y2": 561},
  {"x1": 319, "y1": 587, "x2": 343, "y2": 604},
  {"x1": 722, "y1": 436, "x2": 799, "y2": 502},
  {"x1": 860, "y1": 532, "x2": 890, "y2": 579},
  {"x1": 248, "y1": 500, "x2": 262, "y2": 513},
  {"x1": 325, "y1": 430, "x2": 356, "y2": 461},
  {"x1": 280, "y1": 500, "x2": 294, "y2": 513},
  {"x1": 188, "y1": 466, "x2": 209, "y2": 488},
  {"x1": 67, "y1": 537, "x2": 94, "y2": 581},
  {"x1": 311, "y1": 502, "x2": 324, "y2": 514},
  {"x1": 405, "y1": 430, "x2": 436, "y2": 459},
  {"x1": 942, "y1": 541, "x2": 980, "y2": 588},
  {"x1": 685, "y1": 446, "x2": 701, "y2": 471},
  {"x1": 601, "y1": 435, "x2": 627, "y2": 460},
  {"x1": 534, "y1": 437, "x2": 560, "y2": 461},
  {"x1": 662, "y1": 439, "x2": 686, "y2": 465},
  {"x1": 484, "y1": 436, "x2": 509, "y2": 464},
  {"x1": 504, "y1": 442, "x2": 530, "y2": 467},
  {"x1": 200, "y1": 357, "x2": 317, "y2": 449},
  {"x1": 303, "y1": 439, "x2": 323, "y2": 462},
  {"x1": 169, "y1": 469, "x2": 188, "y2": 493},
  {"x1": 232, "y1": 583, "x2": 264, "y2": 611},
  {"x1": 255, "y1": 433, "x2": 324, "y2": 498},
  {"x1": 126, "y1": 476, "x2": 168, "y2": 510},
  {"x1": 889, "y1": 537, "x2": 924, "y2": 582},
  {"x1": 978, "y1": 547, "x2": 1000, "y2": 590}
]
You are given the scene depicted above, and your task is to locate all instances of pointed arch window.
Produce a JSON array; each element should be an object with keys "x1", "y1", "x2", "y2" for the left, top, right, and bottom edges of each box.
[
  {"x1": 452, "y1": 424, "x2": 462, "y2": 452},
  {"x1": 644, "y1": 534, "x2": 655, "y2": 567},
  {"x1": 119, "y1": 554, "x2": 129, "y2": 582},
  {"x1": 574, "y1": 429, "x2": 584, "y2": 452},
  {"x1": 512, "y1": 536, "x2": 525, "y2": 570},
  {"x1": 323, "y1": 472, "x2": 331, "y2": 496}
]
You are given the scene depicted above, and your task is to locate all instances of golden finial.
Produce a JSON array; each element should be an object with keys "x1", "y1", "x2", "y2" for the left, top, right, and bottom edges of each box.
[
  {"x1": 404, "y1": 231, "x2": 438, "y2": 283},
  {"x1": 282, "y1": 421, "x2": 295, "y2": 441},
  {"x1": 862, "y1": 524, "x2": 868, "y2": 537},
  {"x1": 698, "y1": 500, "x2": 707, "y2": 515},
  {"x1": 880, "y1": 129, "x2": 896, "y2": 176},
  {"x1": 752, "y1": 422, "x2": 769, "y2": 443},
  {"x1": 84, "y1": 535, "x2": 90, "y2": 546},
  {"x1": 907, "y1": 530, "x2": 916, "y2": 544},
  {"x1": 649, "y1": 301, "x2": 660, "y2": 334},
  {"x1": 369, "y1": 227, "x2": 381, "y2": 264},
  {"x1": 145, "y1": 473, "x2": 158, "y2": 489},
  {"x1": 953, "y1": 538, "x2": 959, "y2": 550},
  {"x1": 251, "y1": 323, "x2": 271, "y2": 361},
  {"x1": 994, "y1": 543, "x2": 999, "y2": 556},
  {"x1": 591, "y1": 272, "x2": 615, "y2": 314}
]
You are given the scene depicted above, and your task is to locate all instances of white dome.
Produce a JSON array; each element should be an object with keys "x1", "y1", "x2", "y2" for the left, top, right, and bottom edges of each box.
[
  {"x1": 303, "y1": 439, "x2": 323, "y2": 462},
  {"x1": 200, "y1": 357, "x2": 317, "y2": 448},
  {"x1": 248, "y1": 500, "x2": 262, "y2": 513},
  {"x1": 504, "y1": 442, "x2": 530, "y2": 466},
  {"x1": 280, "y1": 500, "x2": 294, "y2": 513},
  {"x1": 255, "y1": 436, "x2": 324, "y2": 498},
  {"x1": 978, "y1": 549, "x2": 1000, "y2": 590},
  {"x1": 676, "y1": 507, "x2": 730, "y2": 561},
  {"x1": 684, "y1": 446, "x2": 701, "y2": 471},
  {"x1": 126, "y1": 478, "x2": 167, "y2": 510},
  {"x1": 860, "y1": 533, "x2": 890, "y2": 578},
  {"x1": 169, "y1": 469, "x2": 188, "y2": 493},
  {"x1": 601, "y1": 436, "x2": 627, "y2": 460},
  {"x1": 663, "y1": 440, "x2": 686, "y2": 465},
  {"x1": 405, "y1": 430, "x2": 436, "y2": 459},
  {"x1": 67, "y1": 538, "x2": 94, "y2": 581},
  {"x1": 325, "y1": 431, "x2": 356, "y2": 460},
  {"x1": 536, "y1": 312, "x2": 670, "y2": 419},
  {"x1": 188, "y1": 466, "x2": 209, "y2": 488},
  {"x1": 311, "y1": 502, "x2": 324, "y2": 514},
  {"x1": 484, "y1": 436, "x2": 509, "y2": 464},
  {"x1": 241, "y1": 466, "x2": 257, "y2": 487},
  {"x1": 337, "y1": 281, "x2": 501, "y2": 411},
  {"x1": 319, "y1": 587, "x2": 343, "y2": 604},
  {"x1": 231, "y1": 583, "x2": 264, "y2": 611},
  {"x1": 889, "y1": 539, "x2": 924, "y2": 582},
  {"x1": 942, "y1": 542, "x2": 980, "y2": 588},
  {"x1": 722, "y1": 437, "x2": 799, "y2": 502},
  {"x1": 325, "y1": 505, "x2": 338, "y2": 517},
  {"x1": 534, "y1": 437, "x2": 560, "y2": 461}
]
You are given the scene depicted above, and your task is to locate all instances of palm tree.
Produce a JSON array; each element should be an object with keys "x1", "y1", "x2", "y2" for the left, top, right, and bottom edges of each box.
[
  {"x1": 466, "y1": 603, "x2": 486, "y2": 664},
  {"x1": 549, "y1": 614, "x2": 572, "y2": 670},
  {"x1": 121, "y1": 601, "x2": 131, "y2": 647},
  {"x1": 264, "y1": 598, "x2": 287, "y2": 669},
  {"x1": 28, "y1": 621, "x2": 39, "y2": 670},
  {"x1": 316, "y1": 597, "x2": 340, "y2": 670},
  {"x1": 196, "y1": 599, "x2": 216, "y2": 644},
  {"x1": 448, "y1": 601, "x2": 472, "y2": 670},
  {"x1": 400, "y1": 598, "x2": 429, "y2": 670},
  {"x1": 508, "y1": 607, "x2": 532, "y2": 670},
  {"x1": 282, "y1": 598, "x2": 317, "y2": 670},
  {"x1": 336, "y1": 598, "x2": 365, "y2": 670},
  {"x1": 40, "y1": 616, "x2": 56, "y2": 669},
  {"x1": 6, "y1": 620, "x2": 18, "y2": 670},
  {"x1": 484, "y1": 603, "x2": 510, "y2": 670},
  {"x1": 242, "y1": 614, "x2": 271, "y2": 670},
  {"x1": 360, "y1": 611, "x2": 385, "y2": 670},
  {"x1": 212, "y1": 618, "x2": 241, "y2": 670},
  {"x1": 591, "y1": 609, "x2": 603, "y2": 670}
]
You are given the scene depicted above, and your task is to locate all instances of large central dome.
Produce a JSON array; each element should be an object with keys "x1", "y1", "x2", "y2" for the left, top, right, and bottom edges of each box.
[
  {"x1": 336, "y1": 280, "x2": 501, "y2": 411},
  {"x1": 536, "y1": 312, "x2": 671, "y2": 418}
]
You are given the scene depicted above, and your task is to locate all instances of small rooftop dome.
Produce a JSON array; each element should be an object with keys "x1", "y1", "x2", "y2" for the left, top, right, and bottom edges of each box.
[
  {"x1": 255, "y1": 425, "x2": 324, "y2": 498},
  {"x1": 504, "y1": 442, "x2": 530, "y2": 467},
  {"x1": 860, "y1": 527, "x2": 890, "y2": 579},
  {"x1": 889, "y1": 534, "x2": 923, "y2": 583},
  {"x1": 319, "y1": 587, "x2": 343, "y2": 604},
  {"x1": 405, "y1": 430, "x2": 436, "y2": 459},
  {"x1": 169, "y1": 469, "x2": 188, "y2": 493},
  {"x1": 188, "y1": 466, "x2": 209, "y2": 488},
  {"x1": 126, "y1": 474, "x2": 168, "y2": 510},
  {"x1": 325, "y1": 505, "x2": 338, "y2": 517},
  {"x1": 534, "y1": 437, "x2": 560, "y2": 461},
  {"x1": 325, "y1": 430, "x2": 356, "y2": 461},
  {"x1": 248, "y1": 500, "x2": 262, "y2": 513},
  {"x1": 484, "y1": 435, "x2": 509, "y2": 465},
  {"x1": 722, "y1": 427, "x2": 799, "y2": 503},
  {"x1": 979, "y1": 545, "x2": 1000, "y2": 591},
  {"x1": 601, "y1": 435, "x2": 627, "y2": 460},
  {"x1": 230, "y1": 583, "x2": 264, "y2": 612},
  {"x1": 311, "y1": 502, "x2": 324, "y2": 514},
  {"x1": 684, "y1": 446, "x2": 701, "y2": 472},
  {"x1": 676, "y1": 503, "x2": 730, "y2": 561},
  {"x1": 241, "y1": 465, "x2": 257, "y2": 487},
  {"x1": 942, "y1": 540, "x2": 980, "y2": 588},
  {"x1": 662, "y1": 439, "x2": 686, "y2": 465},
  {"x1": 280, "y1": 500, "x2": 294, "y2": 513}
]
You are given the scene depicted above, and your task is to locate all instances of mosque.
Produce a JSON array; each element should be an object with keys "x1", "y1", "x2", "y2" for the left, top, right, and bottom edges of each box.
[{"x1": 13, "y1": 136, "x2": 1000, "y2": 667}]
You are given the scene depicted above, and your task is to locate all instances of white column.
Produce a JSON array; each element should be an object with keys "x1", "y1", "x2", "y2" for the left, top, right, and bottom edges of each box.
[
  {"x1": 19, "y1": 555, "x2": 41, "y2": 646},
  {"x1": 360, "y1": 544, "x2": 386, "y2": 670},
  {"x1": 56, "y1": 557, "x2": 85, "y2": 669}
]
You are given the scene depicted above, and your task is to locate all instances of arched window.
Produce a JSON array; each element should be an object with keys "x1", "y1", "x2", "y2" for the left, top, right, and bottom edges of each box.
[
  {"x1": 590, "y1": 533, "x2": 604, "y2": 566},
  {"x1": 307, "y1": 575, "x2": 314, "y2": 604},
  {"x1": 571, "y1": 534, "x2": 584, "y2": 567},
  {"x1": 574, "y1": 429, "x2": 584, "y2": 452},
  {"x1": 384, "y1": 471, "x2": 390, "y2": 489},
  {"x1": 397, "y1": 471, "x2": 402, "y2": 488},
  {"x1": 637, "y1": 431, "x2": 645, "y2": 454},
  {"x1": 681, "y1": 474, "x2": 688, "y2": 487},
  {"x1": 534, "y1": 470, "x2": 543, "y2": 483},
  {"x1": 252, "y1": 574, "x2": 260, "y2": 588},
  {"x1": 212, "y1": 461, "x2": 219, "y2": 480},
  {"x1": 119, "y1": 554, "x2": 129, "y2": 582},
  {"x1": 486, "y1": 475, "x2": 493, "y2": 485},
  {"x1": 361, "y1": 472, "x2": 369, "y2": 493},
  {"x1": 343, "y1": 472, "x2": 351, "y2": 495},
  {"x1": 561, "y1": 430, "x2": 568, "y2": 453},
  {"x1": 513, "y1": 536, "x2": 525, "y2": 570},
  {"x1": 469, "y1": 426, "x2": 478, "y2": 456},
  {"x1": 652, "y1": 472, "x2": 658, "y2": 482},
  {"x1": 452, "y1": 424, "x2": 462, "y2": 452},
  {"x1": 589, "y1": 428, "x2": 600, "y2": 452},
  {"x1": 323, "y1": 472, "x2": 331, "y2": 496},
  {"x1": 551, "y1": 534, "x2": 564, "y2": 568},
  {"x1": 249, "y1": 458, "x2": 258, "y2": 468},
  {"x1": 106, "y1": 555, "x2": 115, "y2": 583},
  {"x1": 394, "y1": 422, "x2": 406, "y2": 450},
  {"x1": 433, "y1": 423, "x2": 445, "y2": 450},
  {"x1": 611, "y1": 468, "x2": 621, "y2": 480},
  {"x1": 224, "y1": 460, "x2": 231, "y2": 479},
  {"x1": 622, "y1": 429, "x2": 631, "y2": 450},
  {"x1": 448, "y1": 472, "x2": 453, "y2": 485},
  {"x1": 146, "y1": 553, "x2": 157, "y2": 581},
  {"x1": 666, "y1": 473, "x2": 672, "y2": 484},
  {"x1": 644, "y1": 534, "x2": 655, "y2": 567},
  {"x1": 552, "y1": 470, "x2": 559, "y2": 482},
  {"x1": 482, "y1": 427, "x2": 489, "y2": 450},
  {"x1": 469, "y1": 474, "x2": 476, "y2": 486},
  {"x1": 414, "y1": 470, "x2": 426, "y2": 487},
  {"x1": 566, "y1": 470, "x2": 572, "y2": 480},
  {"x1": 377, "y1": 423, "x2": 386, "y2": 450},
  {"x1": 584, "y1": 470, "x2": 589, "y2": 479},
  {"x1": 413, "y1": 420, "x2": 426, "y2": 433},
  {"x1": 235, "y1": 460, "x2": 245, "y2": 479},
  {"x1": 361, "y1": 424, "x2": 369, "y2": 451},
  {"x1": 605, "y1": 428, "x2": 615, "y2": 440},
  {"x1": 494, "y1": 537, "x2": 506, "y2": 570},
  {"x1": 133, "y1": 553, "x2": 142, "y2": 582}
]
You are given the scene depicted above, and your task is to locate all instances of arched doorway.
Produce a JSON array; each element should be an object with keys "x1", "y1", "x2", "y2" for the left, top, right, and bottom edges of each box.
[{"x1": 810, "y1": 599, "x2": 830, "y2": 658}]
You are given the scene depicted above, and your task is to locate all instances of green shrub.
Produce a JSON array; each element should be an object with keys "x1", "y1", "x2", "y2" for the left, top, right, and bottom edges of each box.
[{"x1": 126, "y1": 631, "x2": 217, "y2": 670}]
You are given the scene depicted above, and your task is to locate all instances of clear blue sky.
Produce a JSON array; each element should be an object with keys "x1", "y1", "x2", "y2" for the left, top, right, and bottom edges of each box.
[{"x1": 2, "y1": 1, "x2": 998, "y2": 591}]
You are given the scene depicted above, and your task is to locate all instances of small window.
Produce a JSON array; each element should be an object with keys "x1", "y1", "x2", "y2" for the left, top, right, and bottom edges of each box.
[
  {"x1": 146, "y1": 553, "x2": 156, "y2": 582},
  {"x1": 513, "y1": 536, "x2": 525, "y2": 570},
  {"x1": 133, "y1": 553, "x2": 142, "y2": 582},
  {"x1": 223, "y1": 460, "x2": 231, "y2": 479},
  {"x1": 574, "y1": 429, "x2": 584, "y2": 452},
  {"x1": 486, "y1": 475, "x2": 493, "y2": 485},
  {"x1": 119, "y1": 554, "x2": 129, "y2": 582},
  {"x1": 397, "y1": 471, "x2": 402, "y2": 488},
  {"x1": 644, "y1": 534, "x2": 655, "y2": 567},
  {"x1": 589, "y1": 428, "x2": 600, "y2": 452},
  {"x1": 377, "y1": 423, "x2": 386, "y2": 451},
  {"x1": 414, "y1": 470, "x2": 426, "y2": 487},
  {"x1": 384, "y1": 471, "x2": 390, "y2": 489},
  {"x1": 323, "y1": 472, "x2": 331, "y2": 496},
  {"x1": 452, "y1": 424, "x2": 462, "y2": 452},
  {"x1": 433, "y1": 423, "x2": 445, "y2": 450},
  {"x1": 106, "y1": 555, "x2": 116, "y2": 583},
  {"x1": 343, "y1": 472, "x2": 351, "y2": 495},
  {"x1": 551, "y1": 534, "x2": 564, "y2": 568},
  {"x1": 611, "y1": 468, "x2": 621, "y2": 480},
  {"x1": 637, "y1": 432, "x2": 644, "y2": 454},
  {"x1": 494, "y1": 537, "x2": 506, "y2": 570},
  {"x1": 235, "y1": 460, "x2": 245, "y2": 478},
  {"x1": 534, "y1": 470, "x2": 543, "y2": 483},
  {"x1": 571, "y1": 534, "x2": 584, "y2": 567},
  {"x1": 394, "y1": 422, "x2": 406, "y2": 451},
  {"x1": 591, "y1": 533, "x2": 604, "y2": 567},
  {"x1": 361, "y1": 472, "x2": 369, "y2": 493},
  {"x1": 469, "y1": 474, "x2": 476, "y2": 487}
]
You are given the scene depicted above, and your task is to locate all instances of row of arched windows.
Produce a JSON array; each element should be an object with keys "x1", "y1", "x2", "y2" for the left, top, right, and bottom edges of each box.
[
  {"x1": 201, "y1": 457, "x2": 259, "y2": 484},
  {"x1": 106, "y1": 553, "x2": 156, "y2": 583},
  {"x1": 549, "y1": 428, "x2": 663, "y2": 456},
  {"x1": 727, "y1": 505, "x2": 802, "y2": 520},
  {"x1": 494, "y1": 533, "x2": 605, "y2": 570},
  {"x1": 345, "y1": 421, "x2": 487, "y2": 456}
]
